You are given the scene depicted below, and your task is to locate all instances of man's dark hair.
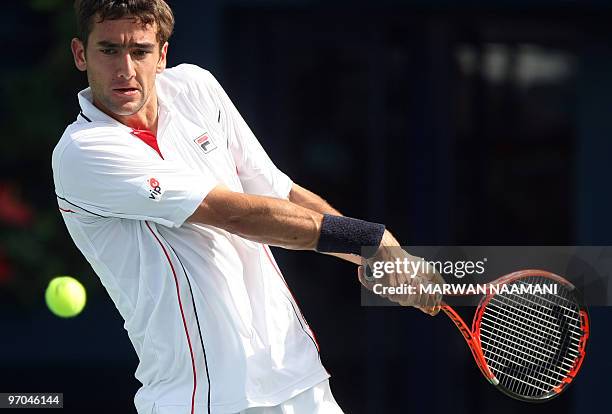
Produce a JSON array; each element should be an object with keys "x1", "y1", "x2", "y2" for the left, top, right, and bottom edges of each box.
[{"x1": 74, "y1": 0, "x2": 175, "y2": 49}]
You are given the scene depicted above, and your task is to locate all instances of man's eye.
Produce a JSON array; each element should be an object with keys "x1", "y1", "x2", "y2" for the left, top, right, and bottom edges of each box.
[
  {"x1": 100, "y1": 49, "x2": 116, "y2": 55},
  {"x1": 132, "y1": 50, "x2": 150, "y2": 58}
]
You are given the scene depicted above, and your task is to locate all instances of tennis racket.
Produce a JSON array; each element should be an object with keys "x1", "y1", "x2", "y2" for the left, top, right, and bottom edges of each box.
[{"x1": 442, "y1": 269, "x2": 589, "y2": 402}]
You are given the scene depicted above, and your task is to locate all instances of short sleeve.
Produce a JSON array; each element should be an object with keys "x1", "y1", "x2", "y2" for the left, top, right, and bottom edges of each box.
[
  {"x1": 188, "y1": 67, "x2": 293, "y2": 199},
  {"x1": 53, "y1": 126, "x2": 216, "y2": 228}
]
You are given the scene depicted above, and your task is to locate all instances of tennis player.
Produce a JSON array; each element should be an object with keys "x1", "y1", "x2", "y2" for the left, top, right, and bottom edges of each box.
[{"x1": 52, "y1": 1, "x2": 442, "y2": 413}]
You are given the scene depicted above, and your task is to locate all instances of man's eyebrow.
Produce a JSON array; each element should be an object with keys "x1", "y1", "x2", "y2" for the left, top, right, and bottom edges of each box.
[{"x1": 95, "y1": 40, "x2": 156, "y2": 49}]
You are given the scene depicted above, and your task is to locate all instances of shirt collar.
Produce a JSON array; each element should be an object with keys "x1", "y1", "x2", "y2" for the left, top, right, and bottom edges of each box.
[{"x1": 77, "y1": 88, "x2": 132, "y2": 131}]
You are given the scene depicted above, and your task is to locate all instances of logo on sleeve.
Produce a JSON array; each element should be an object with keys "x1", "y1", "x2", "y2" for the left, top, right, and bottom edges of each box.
[
  {"x1": 194, "y1": 133, "x2": 217, "y2": 154},
  {"x1": 139, "y1": 177, "x2": 164, "y2": 202}
]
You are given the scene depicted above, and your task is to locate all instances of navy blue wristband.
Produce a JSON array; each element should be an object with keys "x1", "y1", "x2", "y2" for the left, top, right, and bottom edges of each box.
[{"x1": 316, "y1": 214, "x2": 386, "y2": 258}]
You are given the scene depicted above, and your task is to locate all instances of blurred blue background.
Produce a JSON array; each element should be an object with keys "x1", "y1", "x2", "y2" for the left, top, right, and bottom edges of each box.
[{"x1": 1, "y1": 0, "x2": 611, "y2": 412}]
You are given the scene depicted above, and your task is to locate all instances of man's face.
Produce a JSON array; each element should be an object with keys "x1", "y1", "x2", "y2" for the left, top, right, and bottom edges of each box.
[{"x1": 71, "y1": 16, "x2": 168, "y2": 118}]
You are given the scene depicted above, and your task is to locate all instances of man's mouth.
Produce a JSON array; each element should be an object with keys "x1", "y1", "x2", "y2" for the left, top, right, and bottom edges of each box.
[{"x1": 113, "y1": 87, "x2": 139, "y2": 96}]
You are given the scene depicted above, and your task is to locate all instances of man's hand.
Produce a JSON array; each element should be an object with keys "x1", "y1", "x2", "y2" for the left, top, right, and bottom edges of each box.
[{"x1": 357, "y1": 230, "x2": 443, "y2": 316}]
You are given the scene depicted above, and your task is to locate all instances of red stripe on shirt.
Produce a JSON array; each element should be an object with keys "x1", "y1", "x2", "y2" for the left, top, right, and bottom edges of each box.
[{"x1": 145, "y1": 222, "x2": 197, "y2": 414}]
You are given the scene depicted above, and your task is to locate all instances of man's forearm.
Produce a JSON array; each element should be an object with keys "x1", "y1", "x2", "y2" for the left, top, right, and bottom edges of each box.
[
  {"x1": 188, "y1": 184, "x2": 324, "y2": 250},
  {"x1": 188, "y1": 183, "x2": 386, "y2": 262},
  {"x1": 289, "y1": 183, "x2": 362, "y2": 265},
  {"x1": 289, "y1": 183, "x2": 342, "y2": 216}
]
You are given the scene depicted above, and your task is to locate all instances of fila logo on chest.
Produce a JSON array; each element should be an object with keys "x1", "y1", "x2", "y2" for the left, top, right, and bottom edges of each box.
[{"x1": 194, "y1": 132, "x2": 217, "y2": 154}]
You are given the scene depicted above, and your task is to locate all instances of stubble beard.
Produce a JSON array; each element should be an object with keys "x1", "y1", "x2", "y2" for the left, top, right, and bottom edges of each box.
[{"x1": 97, "y1": 88, "x2": 147, "y2": 117}]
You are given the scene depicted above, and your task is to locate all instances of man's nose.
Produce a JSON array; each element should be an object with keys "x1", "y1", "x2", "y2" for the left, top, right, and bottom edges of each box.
[{"x1": 117, "y1": 52, "x2": 136, "y2": 79}]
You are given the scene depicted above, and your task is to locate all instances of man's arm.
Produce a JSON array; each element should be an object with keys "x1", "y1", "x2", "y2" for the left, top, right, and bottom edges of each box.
[
  {"x1": 289, "y1": 183, "x2": 362, "y2": 265},
  {"x1": 188, "y1": 182, "x2": 397, "y2": 266},
  {"x1": 289, "y1": 184, "x2": 403, "y2": 268},
  {"x1": 188, "y1": 184, "x2": 323, "y2": 250},
  {"x1": 188, "y1": 183, "x2": 440, "y2": 315},
  {"x1": 187, "y1": 183, "x2": 393, "y2": 257},
  {"x1": 288, "y1": 183, "x2": 341, "y2": 216},
  {"x1": 287, "y1": 183, "x2": 441, "y2": 315}
]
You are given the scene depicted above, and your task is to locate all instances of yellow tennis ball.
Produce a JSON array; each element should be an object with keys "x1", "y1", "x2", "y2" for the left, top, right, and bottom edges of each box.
[{"x1": 45, "y1": 276, "x2": 87, "y2": 318}]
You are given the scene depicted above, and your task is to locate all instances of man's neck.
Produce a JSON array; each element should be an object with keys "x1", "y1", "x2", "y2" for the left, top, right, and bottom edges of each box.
[
  {"x1": 119, "y1": 104, "x2": 159, "y2": 136},
  {"x1": 94, "y1": 93, "x2": 160, "y2": 136}
]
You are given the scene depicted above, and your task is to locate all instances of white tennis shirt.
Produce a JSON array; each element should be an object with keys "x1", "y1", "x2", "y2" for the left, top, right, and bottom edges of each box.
[{"x1": 52, "y1": 64, "x2": 329, "y2": 414}]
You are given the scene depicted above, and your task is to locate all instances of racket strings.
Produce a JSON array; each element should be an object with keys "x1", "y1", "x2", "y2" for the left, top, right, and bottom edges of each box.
[
  {"x1": 483, "y1": 278, "x2": 579, "y2": 396},
  {"x1": 488, "y1": 296, "x2": 581, "y2": 349},
  {"x1": 490, "y1": 285, "x2": 574, "y2": 395},
  {"x1": 478, "y1": 276, "x2": 583, "y2": 399}
]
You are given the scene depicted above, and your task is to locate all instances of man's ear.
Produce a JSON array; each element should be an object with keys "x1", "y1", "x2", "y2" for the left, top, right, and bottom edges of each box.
[
  {"x1": 71, "y1": 38, "x2": 87, "y2": 72},
  {"x1": 157, "y1": 42, "x2": 169, "y2": 73}
]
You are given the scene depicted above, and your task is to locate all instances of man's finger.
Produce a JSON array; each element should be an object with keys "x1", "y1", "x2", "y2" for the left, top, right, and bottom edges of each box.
[{"x1": 357, "y1": 265, "x2": 377, "y2": 291}]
